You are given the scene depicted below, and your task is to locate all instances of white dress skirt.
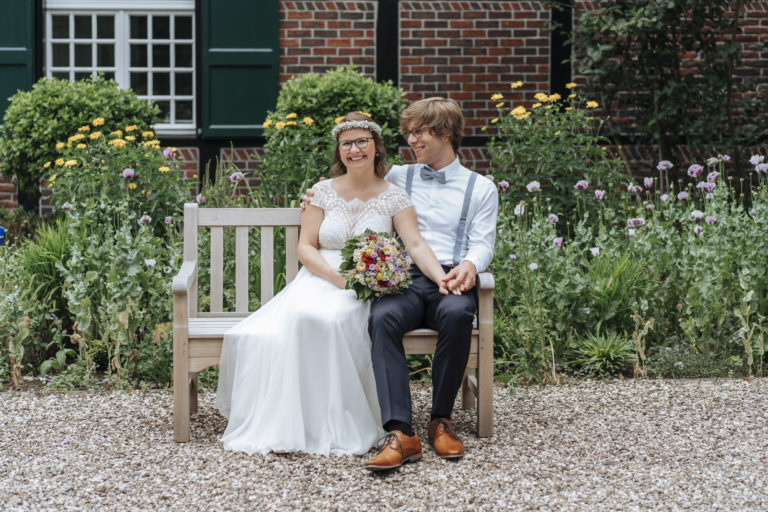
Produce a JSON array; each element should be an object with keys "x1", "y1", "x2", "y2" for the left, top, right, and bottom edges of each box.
[{"x1": 214, "y1": 179, "x2": 413, "y2": 455}]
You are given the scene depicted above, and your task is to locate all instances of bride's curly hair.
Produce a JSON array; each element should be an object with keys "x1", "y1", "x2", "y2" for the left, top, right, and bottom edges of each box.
[{"x1": 329, "y1": 112, "x2": 388, "y2": 178}]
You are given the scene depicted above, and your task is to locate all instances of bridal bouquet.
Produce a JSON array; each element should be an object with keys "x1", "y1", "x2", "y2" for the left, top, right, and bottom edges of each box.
[{"x1": 340, "y1": 230, "x2": 412, "y2": 301}]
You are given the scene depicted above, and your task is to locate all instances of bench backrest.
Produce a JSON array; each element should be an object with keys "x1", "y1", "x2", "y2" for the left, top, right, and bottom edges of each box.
[{"x1": 182, "y1": 203, "x2": 302, "y2": 316}]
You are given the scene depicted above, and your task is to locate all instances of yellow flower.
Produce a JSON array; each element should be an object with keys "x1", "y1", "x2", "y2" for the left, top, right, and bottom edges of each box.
[
  {"x1": 55, "y1": 158, "x2": 65, "y2": 166},
  {"x1": 481, "y1": 126, "x2": 487, "y2": 132},
  {"x1": 511, "y1": 106, "x2": 527, "y2": 117},
  {"x1": 490, "y1": 118, "x2": 499, "y2": 124},
  {"x1": 334, "y1": 116, "x2": 344, "y2": 124},
  {"x1": 110, "y1": 130, "x2": 123, "y2": 137},
  {"x1": 89, "y1": 131, "x2": 102, "y2": 140},
  {"x1": 77, "y1": 125, "x2": 90, "y2": 132},
  {"x1": 125, "y1": 125, "x2": 137, "y2": 132},
  {"x1": 48, "y1": 173, "x2": 57, "y2": 182},
  {"x1": 64, "y1": 160, "x2": 77, "y2": 168},
  {"x1": 510, "y1": 81, "x2": 523, "y2": 89},
  {"x1": 128, "y1": 182, "x2": 137, "y2": 190},
  {"x1": 565, "y1": 82, "x2": 577, "y2": 89},
  {"x1": 159, "y1": 166, "x2": 170, "y2": 173},
  {"x1": 55, "y1": 142, "x2": 65, "y2": 150},
  {"x1": 142, "y1": 130, "x2": 155, "y2": 138},
  {"x1": 92, "y1": 117, "x2": 105, "y2": 126},
  {"x1": 141, "y1": 189, "x2": 148, "y2": 195},
  {"x1": 192, "y1": 174, "x2": 198, "y2": 179},
  {"x1": 554, "y1": 131, "x2": 561, "y2": 136},
  {"x1": 68, "y1": 133, "x2": 86, "y2": 142},
  {"x1": 111, "y1": 139, "x2": 127, "y2": 149},
  {"x1": 76, "y1": 143, "x2": 86, "y2": 149},
  {"x1": 43, "y1": 161, "x2": 52, "y2": 169},
  {"x1": 532, "y1": 102, "x2": 542, "y2": 109},
  {"x1": 514, "y1": 112, "x2": 531, "y2": 121},
  {"x1": 601, "y1": 146, "x2": 607, "y2": 151},
  {"x1": 496, "y1": 102, "x2": 504, "y2": 108},
  {"x1": 565, "y1": 107, "x2": 573, "y2": 111},
  {"x1": 491, "y1": 93, "x2": 504, "y2": 101},
  {"x1": 545, "y1": 105, "x2": 552, "y2": 109},
  {"x1": 143, "y1": 139, "x2": 161, "y2": 148},
  {"x1": 125, "y1": 135, "x2": 136, "y2": 141},
  {"x1": 262, "y1": 119, "x2": 273, "y2": 128},
  {"x1": 548, "y1": 93, "x2": 561, "y2": 102},
  {"x1": 586, "y1": 101, "x2": 599, "y2": 109},
  {"x1": 286, "y1": 113, "x2": 298, "y2": 119},
  {"x1": 275, "y1": 121, "x2": 286, "y2": 130},
  {"x1": 569, "y1": 94, "x2": 577, "y2": 99},
  {"x1": 534, "y1": 92, "x2": 549, "y2": 102},
  {"x1": 303, "y1": 117, "x2": 314, "y2": 125}
]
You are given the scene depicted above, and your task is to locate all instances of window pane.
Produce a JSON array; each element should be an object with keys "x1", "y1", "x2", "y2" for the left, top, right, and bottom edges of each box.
[
  {"x1": 52, "y1": 71, "x2": 69, "y2": 80},
  {"x1": 130, "y1": 15, "x2": 147, "y2": 39},
  {"x1": 175, "y1": 72, "x2": 192, "y2": 95},
  {"x1": 103, "y1": 71, "x2": 115, "y2": 81},
  {"x1": 153, "y1": 16, "x2": 170, "y2": 39},
  {"x1": 156, "y1": 100, "x2": 171, "y2": 122},
  {"x1": 175, "y1": 16, "x2": 192, "y2": 39},
  {"x1": 153, "y1": 72, "x2": 170, "y2": 95},
  {"x1": 97, "y1": 16, "x2": 114, "y2": 39},
  {"x1": 75, "y1": 44, "x2": 92, "y2": 67},
  {"x1": 153, "y1": 44, "x2": 170, "y2": 68},
  {"x1": 175, "y1": 44, "x2": 192, "y2": 68},
  {"x1": 130, "y1": 44, "x2": 147, "y2": 67},
  {"x1": 75, "y1": 72, "x2": 92, "y2": 81},
  {"x1": 97, "y1": 44, "x2": 114, "y2": 67},
  {"x1": 52, "y1": 43, "x2": 69, "y2": 67},
  {"x1": 74, "y1": 15, "x2": 91, "y2": 39},
  {"x1": 130, "y1": 72, "x2": 148, "y2": 95},
  {"x1": 176, "y1": 101, "x2": 193, "y2": 122},
  {"x1": 52, "y1": 16, "x2": 69, "y2": 39}
]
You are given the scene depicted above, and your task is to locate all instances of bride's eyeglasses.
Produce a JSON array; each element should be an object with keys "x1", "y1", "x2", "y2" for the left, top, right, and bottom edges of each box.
[{"x1": 338, "y1": 137, "x2": 373, "y2": 151}]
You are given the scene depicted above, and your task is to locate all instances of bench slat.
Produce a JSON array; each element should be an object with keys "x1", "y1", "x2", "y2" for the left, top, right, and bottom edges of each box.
[
  {"x1": 235, "y1": 226, "x2": 249, "y2": 312},
  {"x1": 198, "y1": 208, "x2": 301, "y2": 227},
  {"x1": 261, "y1": 226, "x2": 274, "y2": 304},
  {"x1": 286, "y1": 226, "x2": 299, "y2": 283},
  {"x1": 210, "y1": 227, "x2": 223, "y2": 312}
]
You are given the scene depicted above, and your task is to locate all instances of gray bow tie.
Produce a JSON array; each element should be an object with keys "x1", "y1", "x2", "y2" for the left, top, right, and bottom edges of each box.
[{"x1": 420, "y1": 166, "x2": 447, "y2": 184}]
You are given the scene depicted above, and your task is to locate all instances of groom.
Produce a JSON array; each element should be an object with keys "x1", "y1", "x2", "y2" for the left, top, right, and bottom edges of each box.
[{"x1": 363, "y1": 97, "x2": 498, "y2": 471}]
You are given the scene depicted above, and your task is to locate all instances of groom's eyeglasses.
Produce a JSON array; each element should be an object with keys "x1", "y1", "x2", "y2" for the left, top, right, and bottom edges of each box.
[
  {"x1": 338, "y1": 137, "x2": 373, "y2": 151},
  {"x1": 402, "y1": 125, "x2": 430, "y2": 139}
]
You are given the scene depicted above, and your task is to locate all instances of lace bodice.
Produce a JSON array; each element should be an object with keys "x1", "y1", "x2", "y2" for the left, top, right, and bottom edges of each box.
[{"x1": 309, "y1": 179, "x2": 413, "y2": 250}]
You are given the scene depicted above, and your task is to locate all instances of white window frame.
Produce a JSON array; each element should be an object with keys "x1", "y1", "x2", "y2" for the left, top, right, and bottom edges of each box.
[{"x1": 44, "y1": 0, "x2": 196, "y2": 137}]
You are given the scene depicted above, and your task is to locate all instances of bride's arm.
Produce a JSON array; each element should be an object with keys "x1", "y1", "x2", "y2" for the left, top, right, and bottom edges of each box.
[
  {"x1": 298, "y1": 205, "x2": 346, "y2": 289},
  {"x1": 393, "y1": 207, "x2": 450, "y2": 295}
]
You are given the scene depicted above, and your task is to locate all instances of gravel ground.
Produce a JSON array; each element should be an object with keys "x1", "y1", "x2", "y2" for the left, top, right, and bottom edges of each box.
[{"x1": 3, "y1": 378, "x2": 768, "y2": 511}]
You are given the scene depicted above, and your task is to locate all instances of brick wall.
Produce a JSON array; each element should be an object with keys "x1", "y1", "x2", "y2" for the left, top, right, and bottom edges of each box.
[{"x1": 0, "y1": 175, "x2": 17, "y2": 209}]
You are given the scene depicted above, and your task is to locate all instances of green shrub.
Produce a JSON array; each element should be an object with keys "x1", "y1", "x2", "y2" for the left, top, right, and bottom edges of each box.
[
  {"x1": 572, "y1": 332, "x2": 635, "y2": 379},
  {"x1": 0, "y1": 207, "x2": 45, "y2": 245},
  {"x1": 0, "y1": 75, "x2": 158, "y2": 205},
  {"x1": 44, "y1": 121, "x2": 187, "y2": 234},
  {"x1": 256, "y1": 65, "x2": 405, "y2": 206}
]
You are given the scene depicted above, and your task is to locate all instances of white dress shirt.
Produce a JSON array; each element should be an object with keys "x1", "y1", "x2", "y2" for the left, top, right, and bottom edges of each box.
[{"x1": 385, "y1": 158, "x2": 498, "y2": 273}]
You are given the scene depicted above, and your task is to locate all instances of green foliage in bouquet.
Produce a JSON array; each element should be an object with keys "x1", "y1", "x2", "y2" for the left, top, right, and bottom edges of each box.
[
  {"x1": 0, "y1": 75, "x2": 158, "y2": 205},
  {"x1": 257, "y1": 66, "x2": 405, "y2": 206},
  {"x1": 340, "y1": 230, "x2": 412, "y2": 301}
]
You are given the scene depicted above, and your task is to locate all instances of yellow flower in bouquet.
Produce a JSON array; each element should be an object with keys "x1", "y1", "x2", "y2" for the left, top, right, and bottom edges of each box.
[{"x1": 340, "y1": 230, "x2": 412, "y2": 301}]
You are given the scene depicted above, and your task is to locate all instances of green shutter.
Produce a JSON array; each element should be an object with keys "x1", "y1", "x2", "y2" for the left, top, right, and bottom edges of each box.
[
  {"x1": 200, "y1": 0, "x2": 278, "y2": 139},
  {"x1": 0, "y1": 0, "x2": 36, "y2": 120}
]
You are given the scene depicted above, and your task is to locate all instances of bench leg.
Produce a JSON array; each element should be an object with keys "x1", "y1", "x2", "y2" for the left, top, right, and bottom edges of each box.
[
  {"x1": 190, "y1": 373, "x2": 199, "y2": 415},
  {"x1": 173, "y1": 330, "x2": 191, "y2": 443},
  {"x1": 461, "y1": 368, "x2": 476, "y2": 410}
]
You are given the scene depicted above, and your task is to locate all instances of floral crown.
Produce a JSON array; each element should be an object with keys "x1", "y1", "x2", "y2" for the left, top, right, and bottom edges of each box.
[{"x1": 331, "y1": 119, "x2": 382, "y2": 139}]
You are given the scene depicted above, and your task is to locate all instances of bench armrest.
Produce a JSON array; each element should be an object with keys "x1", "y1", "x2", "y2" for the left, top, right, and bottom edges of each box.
[
  {"x1": 172, "y1": 261, "x2": 198, "y2": 294},
  {"x1": 477, "y1": 271, "x2": 494, "y2": 291}
]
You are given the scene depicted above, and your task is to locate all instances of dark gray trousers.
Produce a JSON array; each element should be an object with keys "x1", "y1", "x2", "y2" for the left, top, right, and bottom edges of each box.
[{"x1": 368, "y1": 267, "x2": 477, "y2": 427}]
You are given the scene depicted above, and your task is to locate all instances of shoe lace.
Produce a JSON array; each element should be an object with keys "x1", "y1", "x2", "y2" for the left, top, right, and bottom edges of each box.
[
  {"x1": 376, "y1": 432, "x2": 403, "y2": 453},
  {"x1": 434, "y1": 418, "x2": 460, "y2": 441}
]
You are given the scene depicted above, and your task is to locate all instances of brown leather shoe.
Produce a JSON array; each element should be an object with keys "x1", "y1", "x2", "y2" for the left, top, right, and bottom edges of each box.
[
  {"x1": 428, "y1": 418, "x2": 464, "y2": 459},
  {"x1": 364, "y1": 431, "x2": 422, "y2": 472}
]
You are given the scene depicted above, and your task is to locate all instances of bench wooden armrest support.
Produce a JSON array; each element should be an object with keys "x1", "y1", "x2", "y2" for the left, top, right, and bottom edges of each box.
[{"x1": 172, "y1": 204, "x2": 495, "y2": 442}]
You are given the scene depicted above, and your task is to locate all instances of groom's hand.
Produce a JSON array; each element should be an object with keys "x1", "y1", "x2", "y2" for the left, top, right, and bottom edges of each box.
[
  {"x1": 442, "y1": 261, "x2": 476, "y2": 294},
  {"x1": 299, "y1": 177, "x2": 325, "y2": 212}
]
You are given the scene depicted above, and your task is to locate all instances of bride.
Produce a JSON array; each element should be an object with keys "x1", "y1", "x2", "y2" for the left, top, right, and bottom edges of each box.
[{"x1": 215, "y1": 112, "x2": 449, "y2": 455}]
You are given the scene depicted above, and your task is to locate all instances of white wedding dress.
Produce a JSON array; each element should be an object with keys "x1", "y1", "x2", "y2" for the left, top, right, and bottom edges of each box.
[{"x1": 215, "y1": 179, "x2": 413, "y2": 455}]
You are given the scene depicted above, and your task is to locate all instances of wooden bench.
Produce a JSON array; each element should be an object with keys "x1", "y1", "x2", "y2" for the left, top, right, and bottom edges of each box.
[{"x1": 172, "y1": 202, "x2": 495, "y2": 442}]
